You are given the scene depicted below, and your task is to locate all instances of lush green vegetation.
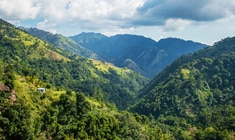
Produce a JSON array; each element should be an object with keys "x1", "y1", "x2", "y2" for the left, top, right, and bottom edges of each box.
[
  {"x1": 0, "y1": 72, "x2": 162, "y2": 140},
  {"x1": 130, "y1": 37, "x2": 235, "y2": 139},
  {"x1": 0, "y1": 85, "x2": 164, "y2": 139},
  {"x1": 1, "y1": 18, "x2": 235, "y2": 139}
]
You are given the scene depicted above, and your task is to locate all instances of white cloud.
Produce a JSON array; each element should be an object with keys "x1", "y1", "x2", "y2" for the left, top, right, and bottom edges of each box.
[
  {"x1": 0, "y1": 0, "x2": 145, "y2": 31},
  {"x1": 133, "y1": 0, "x2": 235, "y2": 26},
  {"x1": 102, "y1": 26, "x2": 136, "y2": 37},
  {"x1": 162, "y1": 19, "x2": 191, "y2": 32},
  {"x1": 1, "y1": 0, "x2": 235, "y2": 25},
  {"x1": 1, "y1": 0, "x2": 235, "y2": 44},
  {"x1": 62, "y1": 0, "x2": 145, "y2": 26},
  {"x1": 37, "y1": 19, "x2": 57, "y2": 34},
  {"x1": 2, "y1": 0, "x2": 235, "y2": 30},
  {"x1": 0, "y1": 0, "x2": 40, "y2": 20}
]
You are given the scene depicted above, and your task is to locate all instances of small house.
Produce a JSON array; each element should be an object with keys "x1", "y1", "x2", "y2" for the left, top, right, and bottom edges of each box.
[{"x1": 37, "y1": 88, "x2": 46, "y2": 93}]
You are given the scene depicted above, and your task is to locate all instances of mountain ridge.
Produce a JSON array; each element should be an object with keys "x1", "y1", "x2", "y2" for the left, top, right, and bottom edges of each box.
[
  {"x1": 22, "y1": 27, "x2": 100, "y2": 60},
  {"x1": 70, "y1": 32, "x2": 206, "y2": 78},
  {"x1": 21, "y1": 28, "x2": 206, "y2": 78}
]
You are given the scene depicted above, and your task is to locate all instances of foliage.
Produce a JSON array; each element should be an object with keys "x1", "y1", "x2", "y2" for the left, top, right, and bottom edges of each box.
[
  {"x1": 0, "y1": 83, "x2": 164, "y2": 139},
  {"x1": 130, "y1": 37, "x2": 235, "y2": 139}
]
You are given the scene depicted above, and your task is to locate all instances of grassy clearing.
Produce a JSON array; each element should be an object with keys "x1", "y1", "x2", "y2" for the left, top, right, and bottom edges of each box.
[
  {"x1": 92, "y1": 59, "x2": 131, "y2": 75},
  {"x1": 181, "y1": 68, "x2": 190, "y2": 79}
]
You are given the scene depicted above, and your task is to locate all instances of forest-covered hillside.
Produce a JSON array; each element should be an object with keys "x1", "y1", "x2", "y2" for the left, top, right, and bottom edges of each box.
[
  {"x1": 0, "y1": 19, "x2": 149, "y2": 110},
  {"x1": 130, "y1": 37, "x2": 235, "y2": 139}
]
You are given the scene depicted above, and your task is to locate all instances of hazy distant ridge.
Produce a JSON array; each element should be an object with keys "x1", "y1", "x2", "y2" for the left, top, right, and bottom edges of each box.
[{"x1": 70, "y1": 33, "x2": 206, "y2": 78}]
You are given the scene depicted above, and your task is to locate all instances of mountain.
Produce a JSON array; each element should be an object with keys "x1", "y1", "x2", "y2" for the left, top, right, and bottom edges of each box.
[
  {"x1": 22, "y1": 27, "x2": 100, "y2": 59},
  {"x1": 0, "y1": 19, "x2": 148, "y2": 110},
  {"x1": 70, "y1": 32, "x2": 108, "y2": 45},
  {"x1": 70, "y1": 33, "x2": 206, "y2": 78},
  {"x1": 129, "y1": 37, "x2": 235, "y2": 139}
]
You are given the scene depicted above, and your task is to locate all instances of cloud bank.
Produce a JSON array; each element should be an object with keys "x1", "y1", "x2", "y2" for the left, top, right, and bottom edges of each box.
[
  {"x1": 133, "y1": 0, "x2": 235, "y2": 25},
  {"x1": 0, "y1": 0, "x2": 235, "y2": 33}
]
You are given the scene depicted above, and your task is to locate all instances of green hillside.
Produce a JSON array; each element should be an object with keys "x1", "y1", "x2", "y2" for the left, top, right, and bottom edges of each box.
[
  {"x1": 0, "y1": 19, "x2": 149, "y2": 109},
  {"x1": 0, "y1": 72, "x2": 163, "y2": 139},
  {"x1": 0, "y1": 21, "x2": 69, "y2": 62},
  {"x1": 130, "y1": 37, "x2": 235, "y2": 139},
  {"x1": 22, "y1": 27, "x2": 100, "y2": 59}
]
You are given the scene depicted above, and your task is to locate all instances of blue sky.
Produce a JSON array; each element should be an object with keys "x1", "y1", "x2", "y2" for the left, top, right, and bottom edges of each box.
[{"x1": 1, "y1": 0, "x2": 235, "y2": 45}]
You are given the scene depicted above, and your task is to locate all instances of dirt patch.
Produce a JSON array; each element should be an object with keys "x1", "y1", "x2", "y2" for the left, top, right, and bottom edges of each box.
[
  {"x1": 0, "y1": 83, "x2": 10, "y2": 92},
  {"x1": 0, "y1": 83, "x2": 17, "y2": 103},
  {"x1": 9, "y1": 90, "x2": 17, "y2": 102}
]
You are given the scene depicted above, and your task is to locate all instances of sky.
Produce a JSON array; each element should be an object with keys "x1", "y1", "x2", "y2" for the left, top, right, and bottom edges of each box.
[{"x1": 1, "y1": 0, "x2": 235, "y2": 45}]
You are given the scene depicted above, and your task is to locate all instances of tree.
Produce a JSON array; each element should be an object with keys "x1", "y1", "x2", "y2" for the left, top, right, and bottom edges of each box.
[{"x1": 0, "y1": 98, "x2": 35, "y2": 140}]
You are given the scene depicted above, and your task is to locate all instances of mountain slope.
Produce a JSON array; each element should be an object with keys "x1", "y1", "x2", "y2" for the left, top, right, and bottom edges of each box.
[
  {"x1": 0, "y1": 19, "x2": 148, "y2": 110},
  {"x1": 70, "y1": 33, "x2": 206, "y2": 78},
  {"x1": 0, "y1": 24, "x2": 69, "y2": 63},
  {"x1": 22, "y1": 28, "x2": 100, "y2": 59},
  {"x1": 129, "y1": 37, "x2": 235, "y2": 138},
  {"x1": 0, "y1": 84, "x2": 164, "y2": 139}
]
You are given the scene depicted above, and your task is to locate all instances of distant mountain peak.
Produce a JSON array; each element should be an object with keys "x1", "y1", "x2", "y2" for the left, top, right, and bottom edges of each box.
[
  {"x1": 70, "y1": 33, "x2": 206, "y2": 78},
  {"x1": 70, "y1": 32, "x2": 108, "y2": 44},
  {"x1": 79, "y1": 32, "x2": 107, "y2": 36},
  {"x1": 157, "y1": 37, "x2": 206, "y2": 45}
]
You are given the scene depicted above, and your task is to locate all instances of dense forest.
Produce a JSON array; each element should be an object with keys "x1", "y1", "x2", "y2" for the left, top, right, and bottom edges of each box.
[
  {"x1": 0, "y1": 18, "x2": 235, "y2": 139},
  {"x1": 130, "y1": 37, "x2": 235, "y2": 139}
]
